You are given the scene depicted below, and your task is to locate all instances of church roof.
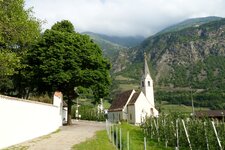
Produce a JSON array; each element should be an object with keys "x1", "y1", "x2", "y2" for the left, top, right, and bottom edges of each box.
[
  {"x1": 195, "y1": 110, "x2": 225, "y2": 118},
  {"x1": 128, "y1": 92, "x2": 140, "y2": 105},
  {"x1": 108, "y1": 90, "x2": 133, "y2": 112}
]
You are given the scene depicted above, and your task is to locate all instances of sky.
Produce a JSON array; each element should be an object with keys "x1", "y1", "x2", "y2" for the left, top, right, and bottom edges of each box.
[{"x1": 25, "y1": 0, "x2": 225, "y2": 37}]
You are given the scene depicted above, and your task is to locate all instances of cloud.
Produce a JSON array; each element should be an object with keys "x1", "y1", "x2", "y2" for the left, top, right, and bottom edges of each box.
[{"x1": 25, "y1": 0, "x2": 225, "y2": 37}]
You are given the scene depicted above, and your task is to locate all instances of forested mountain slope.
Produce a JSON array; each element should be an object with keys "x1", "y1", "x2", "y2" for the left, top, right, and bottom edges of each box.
[{"x1": 113, "y1": 18, "x2": 225, "y2": 109}]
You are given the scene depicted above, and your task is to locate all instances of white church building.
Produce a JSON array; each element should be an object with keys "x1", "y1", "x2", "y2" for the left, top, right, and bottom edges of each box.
[{"x1": 108, "y1": 54, "x2": 158, "y2": 125}]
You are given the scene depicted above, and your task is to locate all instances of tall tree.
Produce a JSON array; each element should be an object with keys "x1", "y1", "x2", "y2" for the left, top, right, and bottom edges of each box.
[
  {"x1": 26, "y1": 20, "x2": 111, "y2": 125},
  {"x1": 0, "y1": 0, "x2": 41, "y2": 94}
]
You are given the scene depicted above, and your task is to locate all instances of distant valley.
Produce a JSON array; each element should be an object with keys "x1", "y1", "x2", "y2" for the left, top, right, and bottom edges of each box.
[{"x1": 85, "y1": 16, "x2": 225, "y2": 110}]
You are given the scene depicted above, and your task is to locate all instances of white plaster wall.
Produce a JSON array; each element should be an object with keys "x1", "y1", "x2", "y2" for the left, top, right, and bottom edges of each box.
[
  {"x1": 134, "y1": 92, "x2": 153, "y2": 124},
  {"x1": 108, "y1": 111, "x2": 123, "y2": 123},
  {"x1": 0, "y1": 95, "x2": 62, "y2": 149}
]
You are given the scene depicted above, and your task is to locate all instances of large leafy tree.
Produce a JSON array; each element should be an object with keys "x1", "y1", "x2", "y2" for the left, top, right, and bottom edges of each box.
[
  {"x1": 26, "y1": 20, "x2": 111, "y2": 125},
  {"x1": 0, "y1": 0, "x2": 41, "y2": 94}
]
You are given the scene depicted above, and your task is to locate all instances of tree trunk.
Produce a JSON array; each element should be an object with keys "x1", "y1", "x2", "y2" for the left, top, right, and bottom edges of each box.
[{"x1": 67, "y1": 99, "x2": 72, "y2": 125}]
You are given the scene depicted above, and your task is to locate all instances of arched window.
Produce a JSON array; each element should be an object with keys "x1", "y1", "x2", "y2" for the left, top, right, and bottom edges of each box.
[
  {"x1": 148, "y1": 81, "x2": 150, "y2": 87},
  {"x1": 142, "y1": 81, "x2": 144, "y2": 87}
]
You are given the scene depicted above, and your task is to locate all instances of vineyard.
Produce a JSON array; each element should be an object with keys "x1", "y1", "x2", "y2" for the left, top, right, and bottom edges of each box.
[
  {"x1": 142, "y1": 114, "x2": 225, "y2": 150},
  {"x1": 106, "y1": 114, "x2": 224, "y2": 150}
]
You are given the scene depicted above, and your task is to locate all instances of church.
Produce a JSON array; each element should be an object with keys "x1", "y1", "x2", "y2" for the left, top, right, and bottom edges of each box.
[{"x1": 108, "y1": 54, "x2": 158, "y2": 125}]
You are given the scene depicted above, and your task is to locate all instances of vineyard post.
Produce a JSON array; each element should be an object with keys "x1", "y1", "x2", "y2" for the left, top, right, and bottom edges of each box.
[
  {"x1": 211, "y1": 121, "x2": 223, "y2": 150},
  {"x1": 116, "y1": 127, "x2": 118, "y2": 148},
  {"x1": 120, "y1": 128, "x2": 122, "y2": 150},
  {"x1": 203, "y1": 122, "x2": 209, "y2": 150},
  {"x1": 182, "y1": 119, "x2": 192, "y2": 150},
  {"x1": 112, "y1": 125, "x2": 114, "y2": 145},
  {"x1": 176, "y1": 119, "x2": 179, "y2": 150},
  {"x1": 127, "y1": 131, "x2": 130, "y2": 150},
  {"x1": 106, "y1": 120, "x2": 109, "y2": 139},
  {"x1": 144, "y1": 137, "x2": 147, "y2": 150},
  {"x1": 109, "y1": 122, "x2": 112, "y2": 141}
]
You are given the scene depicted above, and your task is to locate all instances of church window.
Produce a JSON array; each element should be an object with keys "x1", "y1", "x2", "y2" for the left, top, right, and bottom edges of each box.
[
  {"x1": 142, "y1": 81, "x2": 144, "y2": 87},
  {"x1": 150, "y1": 108, "x2": 154, "y2": 115},
  {"x1": 148, "y1": 81, "x2": 150, "y2": 86}
]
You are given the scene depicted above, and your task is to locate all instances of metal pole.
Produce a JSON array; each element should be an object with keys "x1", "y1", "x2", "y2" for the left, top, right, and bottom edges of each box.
[
  {"x1": 182, "y1": 120, "x2": 192, "y2": 150},
  {"x1": 144, "y1": 137, "x2": 147, "y2": 150},
  {"x1": 212, "y1": 121, "x2": 223, "y2": 150},
  {"x1": 120, "y1": 128, "x2": 122, "y2": 150},
  {"x1": 127, "y1": 131, "x2": 129, "y2": 150},
  {"x1": 176, "y1": 119, "x2": 179, "y2": 150}
]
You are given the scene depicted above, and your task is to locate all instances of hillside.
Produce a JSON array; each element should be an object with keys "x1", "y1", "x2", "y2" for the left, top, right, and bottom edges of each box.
[
  {"x1": 84, "y1": 32, "x2": 145, "y2": 47},
  {"x1": 156, "y1": 16, "x2": 222, "y2": 35},
  {"x1": 83, "y1": 32, "x2": 143, "y2": 73},
  {"x1": 111, "y1": 17, "x2": 225, "y2": 109}
]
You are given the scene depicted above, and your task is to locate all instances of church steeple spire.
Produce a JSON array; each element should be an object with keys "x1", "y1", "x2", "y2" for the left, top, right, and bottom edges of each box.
[
  {"x1": 141, "y1": 52, "x2": 155, "y2": 107},
  {"x1": 144, "y1": 53, "x2": 150, "y2": 78}
]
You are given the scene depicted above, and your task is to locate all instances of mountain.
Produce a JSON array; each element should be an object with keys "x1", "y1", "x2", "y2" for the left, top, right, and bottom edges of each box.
[
  {"x1": 83, "y1": 32, "x2": 144, "y2": 73},
  {"x1": 84, "y1": 32, "x2": 145, "y2": 47},
  {"x1": 112, "y1": 17, "x2": 225, "y2": 109},
  {"x1": 156, "y1": 16, "x2": 223, "y2": 35}
]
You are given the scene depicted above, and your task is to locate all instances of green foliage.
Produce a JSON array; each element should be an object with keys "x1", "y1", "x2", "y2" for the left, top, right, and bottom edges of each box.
[
  {"x1": 0, "y1": 0, "x2": 41, "y2": 52},
  {"x1": 0, "y1": 0, "x2": 41, "y2": 95},
  {"x1": 142, "y1": 114, "x2": 225, "y2": 150},
  {"x1": 51, "y1": 20, "x2": 74, "y2": 33},
  {"x1": 26, "y1": 20, "x2": 111, "y2": 100},
  {"x1": 72, "y1": 105, "x2": 106, "y2": 121},
  {"x1": 155, "y1": 90, "x2": 225, "y2": 110},
  {"x1": 109, "y1": 122, "x2": 173, "y2": 150}
]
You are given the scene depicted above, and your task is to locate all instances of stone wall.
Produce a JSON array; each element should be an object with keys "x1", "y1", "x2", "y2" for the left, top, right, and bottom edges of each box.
[{"x1": 0, "y1": 93, "x2": 63, "y2": 149}]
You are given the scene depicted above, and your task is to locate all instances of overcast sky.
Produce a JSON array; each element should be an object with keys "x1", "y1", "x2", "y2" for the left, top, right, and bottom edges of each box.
[{"x1": 25, "y1": 0, "x2": 225, "y2": 37}]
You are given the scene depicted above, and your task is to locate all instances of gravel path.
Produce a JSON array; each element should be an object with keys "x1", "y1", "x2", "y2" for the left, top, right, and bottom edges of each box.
[{"x1": 8, "y1": 120, "x2": 105, "y2": 150}]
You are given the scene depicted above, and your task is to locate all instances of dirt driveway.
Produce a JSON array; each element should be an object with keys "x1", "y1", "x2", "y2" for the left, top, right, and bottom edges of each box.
[{"x1": 7, "y1": 120, "x2": 105, "y2": 150}]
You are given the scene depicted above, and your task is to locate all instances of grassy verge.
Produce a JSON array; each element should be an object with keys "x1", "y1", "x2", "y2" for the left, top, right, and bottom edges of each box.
[
  {"x1": 72, "y1": 130, "x2": 115, "y2": 150},
  {"x1": 117, "y1": 122, "x2": 173, "y2": 150}
]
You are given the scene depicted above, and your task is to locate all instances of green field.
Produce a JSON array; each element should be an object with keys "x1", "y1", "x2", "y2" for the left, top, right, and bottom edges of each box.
[
  {"x1": 160, "y1": 103, "x2": 210, "y2": 114},
  {"x1": 72, "y1": 130, "x2": 115, "y2": 150},
  {"x1": 72, "y1": 122, "x2": 173, "y2": 150}
]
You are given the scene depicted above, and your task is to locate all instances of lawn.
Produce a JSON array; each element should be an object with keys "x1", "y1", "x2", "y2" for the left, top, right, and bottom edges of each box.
[
  {"x1": 72, "y1": 130, "x2": 115, "y2": 150},
  {"x1": 72, "y1": 122, "x2": 172, "y2": 150},
  {"x1": 115, "y1": 122, "x2": 173, "y2": 150},
  {"x1": 160, "y1": 103, "x2": 209, "y2": 113}
]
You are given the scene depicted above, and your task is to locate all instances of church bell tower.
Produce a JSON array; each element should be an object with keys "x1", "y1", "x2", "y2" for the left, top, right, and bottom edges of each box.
[{"x1": 141, "y1": 53, "x2": 155, "y2": 107}]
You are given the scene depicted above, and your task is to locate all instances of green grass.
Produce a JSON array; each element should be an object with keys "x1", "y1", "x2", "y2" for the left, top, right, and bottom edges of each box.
[
  {"x1": 160, "y1": 103, "x2": 210, "y2": 113},
  {"x1": 117, "y1": 122, "x2": 173, "y2": 150},
  {"x1": 72, "y1": 130, "x2": 115, "y2": 150},
  {"x1": 118, "y1": 83, "x2": 139, "y2": 91}
]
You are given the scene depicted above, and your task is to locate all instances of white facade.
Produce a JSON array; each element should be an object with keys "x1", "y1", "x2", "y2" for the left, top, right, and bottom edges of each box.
[{"x1": 0, "y1": 92, "x2": 64, "y2": 149}]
